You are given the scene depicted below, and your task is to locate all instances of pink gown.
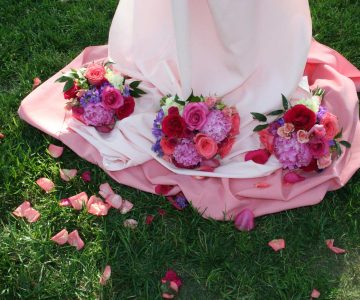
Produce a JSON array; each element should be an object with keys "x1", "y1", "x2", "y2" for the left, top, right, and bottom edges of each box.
[{"x1": 18, "y1": 0, "x2": 360, "y2": 219}]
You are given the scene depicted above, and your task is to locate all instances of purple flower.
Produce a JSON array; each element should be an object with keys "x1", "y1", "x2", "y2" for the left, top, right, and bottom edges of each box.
[
  {"x1": 123, "y1": 85, "x2": 130, "y2": 97},
  {"x1": 173, "y1": 139, "x2": 202, "y2": 167},
  {"x1": 151, "y1": 139, "x2": 163, "y2": 157},
  {"x1": 174, "y1": 194, "x2": 189, "y2": 209},
  {"x1": 80, "y1": 87, "x2": 101, "y2": 107},
  {"x1": 82, "y1": 102, "x2": 115, "y2": 127},
  {"x1": 317, "y1": 105, "x2": 327, "y2": 122},
  {"x1": 182, "y1": 102, "x2": 209, "y2": 130},
  {"x1": 152, "y1": 109, "x2": 165, "y2": 139},
  {"x1": 201, "y1": 110, "x2": 231, "y2": 143}
]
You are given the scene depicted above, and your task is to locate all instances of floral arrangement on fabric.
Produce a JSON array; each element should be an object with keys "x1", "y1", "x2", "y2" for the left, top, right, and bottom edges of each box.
[
  {"x1": 151, "y1": 93, "x2": 240, "y2": 170},
  {"x1": 56, "y1": 61, "x2": 145, "y2": 132},
  {"x1": 249, "y1": 88, "x2": 351, "y2": 172}
]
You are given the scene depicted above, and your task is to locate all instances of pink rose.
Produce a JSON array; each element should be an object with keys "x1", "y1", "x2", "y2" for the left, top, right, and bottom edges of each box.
[
  {"x1": 195, "y1": 134, "x2": 218, "y2": 159},
  {"x1": 308, "y1": 137, "x2": 330, "y2": 159},
  {"x1": 277, "y1": 123, "x2": 294, "y2": 139},
  {"x1": 102, "y1": 86, "x2": 124, "y2": 109},
  {"x1": 204, "y1": 97, "x2": 217, "y2": 108},
  {"x1": 309, "y1": 124, "x2": 326, "y2": 138},
  {"x1": 259, "y1": 128, "x2": 274, "y2": 153},
  {"x1": 160, "y1": 137, "x2": 177, "y2": 155},
  {"x1": 320, "y1": 112, "x2": 340, "y2": 140},
  {"x1": 182, "y1": 102, "x2": 209, "y2": 130},
  {"x1": 317, "y1": 154, "x2": 332, "y2": 169},
  {"x1": 85, "y1": 64, "x2": 106, "y2": 86},
  {"x1": 296, "y1": 130, "x2": 309, "y2": 143}
]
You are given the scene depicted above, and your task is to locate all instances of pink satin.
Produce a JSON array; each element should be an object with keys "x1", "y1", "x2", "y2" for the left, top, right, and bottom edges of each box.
[{"x1": 18, "y1": 40, "x2": 360, "y2": 220}]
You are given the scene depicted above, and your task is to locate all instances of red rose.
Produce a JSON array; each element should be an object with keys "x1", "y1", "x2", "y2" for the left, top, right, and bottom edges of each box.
[
  {"x1": 161, "y1": 113, "x2": 186, "y2": 138},
  {"x1": 64, "y1": 83, "x2": 79, "y2": 99},
  {"x1": 244, "y1": 149, "x2": 271, "y2": 165},
  {"x1": 283, "y1": 104, "x2": 316, "y2": 131},
  {"x1": 115, "y1": 96, "x2": 135, "y2": 120},
  {"x1": 218, "y1": 136, "x2": 236, "y2": 158}
]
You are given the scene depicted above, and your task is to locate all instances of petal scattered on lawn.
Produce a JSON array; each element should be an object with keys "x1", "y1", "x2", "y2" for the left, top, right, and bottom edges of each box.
[
  {"x1": 68, "y1": 230, "x2": 84, "y2": 250},
  {"x1": 158, "y1": 209, "x2": 167, "y2": 216},
  {"x1": 99, "y1": 265, "x2": 111, "y2": 286},
  {"x1": 145, "y1": 215, "x2": 155, "y2": 225},
  {"x1": 51, "y1": 229, "x2": 69, "y2": 245},
  {"x1": 268, "y1": 239, "x2": 286, "y2": 252},
  {"x1": 311, "y1": 289, "x2": 320, "y2": 299},
  {"x1": 283, "y1": 171, "x2": 305, "y2": 184},
  {"x1": 23, "y1": 208, "x2": 41, "y2": 223},
  {"x1": 48, "y1": 144, "x2": 64, "y2": 158},
  {"x1": 32, "y1": 77, "x2": 42, "y2": 89},
  {"x1": 81, "y1": 171, "x2": 91, "y2": 182},
  {"x1": 59, "y1": 198, "x2": 71, "y2": 207},
  {"x1": 36, "y1": 177, "x2": 55, "y2": 193},
  {"x1": 254, "y1": 182, "x2": 271, "y2": 188},
  {"x1": 161, "y1": 269, "x2": 182, "y2": 299},
  {"x1": 105, "y1": 194, "x2": 123, "y2": 209},
  {"x1": 234, "y1": 209, "x2": 255, "y2": 231},
  {"x1": 119, "y1": 200, "x2": 133, "y2": 214},
  {"x1": 325, "y1": 239, "x2": 346, "y2": 254},
  {"x1": 60, "y1": 169, "x2": 77, "y2": 181},
  {"x1": 123, "y1": 219, "x2": 138, "y2": 229},
  {"x1": 0, "y1": 132, "x2": 4, "y2": 139},
  {"x1": 155, "y1": 185, "x2": 174, "y2": 195},
  {"x1": 99, "y1": 182, "x2": 115, "y2": 199},
  {"x1": 68, "y1": 192, "x2": 88, "y2": 210},
  {"x1": 12, "y1": 201, "x2": 31, "y2": 217},
  {"x1": 87, "y1": 196, "x2": 110, "y2": 216}
]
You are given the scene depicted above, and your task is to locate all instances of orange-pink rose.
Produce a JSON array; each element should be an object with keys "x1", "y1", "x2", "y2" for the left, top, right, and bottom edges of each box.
[
  {"x1": 320, "y1": 112, "x2": 340, "y2": 140},
  {"x1": 160, "y1": 138, "x2": 176, "y2": 155},
  {"x1": 229, "y1": 113, "x2": 240, "y2": 136},
  {"x1": 195, "y1": 134, "x2": 218, "y2": 159},
  {"x1": 259, "y1": 129, "x2": 274, "y2": 153},
  {"x1": 85, "y1": 64, "x2": 106, "y2": 85}
]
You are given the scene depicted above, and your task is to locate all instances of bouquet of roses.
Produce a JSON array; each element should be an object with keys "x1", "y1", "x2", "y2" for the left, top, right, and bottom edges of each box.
[
  {"x1": 250, "y1": 88, "x2": 351, "y2": 172},
  {"x1": 56, "y1": 61, "x2": 145, "y2": 132},
  {"x1": 152, "y1": 93, "x2": 240, "y2": 170}
]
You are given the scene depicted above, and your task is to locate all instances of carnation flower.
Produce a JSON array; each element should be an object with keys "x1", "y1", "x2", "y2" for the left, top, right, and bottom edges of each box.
[
  {"x1": 82, "y1": 102, "x2": 115, "y2": 127},
  {"x1": 173, "y1": 139, "x2": 201, "y2": 167},
  {"x1": 201, "y1": 110, "x2": 231, "y2": 143},
  {"x1": 274, "y1": 133, "x2": 313, "y2": 169}
]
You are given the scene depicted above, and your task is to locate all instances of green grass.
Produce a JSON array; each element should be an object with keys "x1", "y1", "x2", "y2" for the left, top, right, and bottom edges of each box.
[{"x1": 0, "y1": 0, "x2": 359, "y2": 299}]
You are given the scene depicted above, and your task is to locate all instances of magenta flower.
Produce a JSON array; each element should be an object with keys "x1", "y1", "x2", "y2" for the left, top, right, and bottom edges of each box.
[
  {"x1": 173, "y1": 139, "x2": 202, "y2": 167},
  {"x1": 82, "y1": 102, "x2": 115, "y2": 127},
  {"x1": 102, "y1": 86, "x2": 124, "y2": 110},
  {"x1": 308, "y1": 136, "x2": 330, "y2": 159},
  {"x1": 182, "y1": 102, "x2": 209, "y2": 130}
]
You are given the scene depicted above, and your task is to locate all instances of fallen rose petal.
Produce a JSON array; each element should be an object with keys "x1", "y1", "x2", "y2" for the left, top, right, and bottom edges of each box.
[
  {"x1": 36, "y1": 177, "x2": 55, "y2": 193},
  {"x1": 51, "y1": 229, "x2": 69, "y2": 245},
  {"x1": 192, "y1": 175, "x2": 206, "y2": 180},
  {"x1": 145, "y1": 215, "x2": 155, "y2": 225},
  {"x1": 87, "y1": 195, "x2": 110, "y2": 216},
  {"x1": 123, "y1": 219, "x2": 138, "y2": 229},
  {"x1": 12, "y1": 201, "x2": 31, "y2": 217},
  {"x1": 0, "y1": 132, "x2": 4, "y2": 139},
  {"x1": 283, "y1": 171, "x2": 305, "y2": 184},
  {"x1": 162, "y1": 269, "x2": 183, "y2": 288},
  {"x1": 23, "y1": 207, "x2": 41, "y2": 223},
  {"x1": 311, "y1": 289, "x2": 320, "y2": 298},
  {"x1": 81, "y1": 170, "x2": 91, "y2": 182},
  {"x1": 245, "y1": 149, "x2": 271, "y2": 164},
  {"x1": 105, "y1": 194, "x2": 122, "y2": 209},
  {"x1": 99, "y1": 182, "x2": 115, "y2": 198},
  {"x1": 155, "y1": 185, "x2": 174, "y2": 195},
  {"x1": 162, "y1": 293, "x2": 175, "y2": 299},
  {"x1": 60, "y1": 169, "x2": 77, "y2": 181},
  {"x1": 68, "y1": 192, "x2": 88, "y2": 210},
  {"x1": 158, "y1": 209, "x2": 167, "y2": 216},
  {"x1": 68, "y1": 230, "x2": 84, "y2": 250},
  {"x1": 197, "y1": 165, "x2": 215, "y2": 172},
  {"x1": 254, "y1": 182, "x2": 271, "y2": 188},
  {"x1": 32, "y1": 77, "x2": 42, "y2": 89},
  {"x1": 268, "y1": 239, "x2": 286, "y2": 252},
  {"x1": 234, "y1": 209, "x2": 255, "y2": 231},
  {"x1": 99, "y1": 265, "x2": 111, "y2": 285},
  {"x1": 119, "y1": 200, "x2": 133, "y2": 214},
  {"x1": 48, "y1": 144, "x2": 64, "y2": 158},
  {"x1": 325, "y1": 239, "x2": 346, "y2": 254},
  {"x1": 59, "y1": 198, "x2": 71, "y2": 207},
  {"x1": 200, "y1": 158, "x2": 220, "y2": 168}
]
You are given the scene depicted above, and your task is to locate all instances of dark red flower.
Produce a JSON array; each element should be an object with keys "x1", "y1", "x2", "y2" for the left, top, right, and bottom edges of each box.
[
  {"x1": 245, "y1": 149, "x2": 271, "y2": 164},
  {"x1": 115, "y1": 96, "x2": 135, "y2": 120},
  {"x1": 64, "y1": 83, "x2": 79, "y2": 99},
  {"x1": 81, "y1": 171, "x2": 91, "y2": 182},
  {"x1": 301, "y1": 159, "x2": 319, "y2": 172},
  {"x1": 161, "y1": 114, "x2": 187, "y2": 138},
  {"x1": 158, "y1": 209, "x2": 167, "y2": 216},
  {"x1": 283, "y1": 104, "x2": 316, "y2": 131}
]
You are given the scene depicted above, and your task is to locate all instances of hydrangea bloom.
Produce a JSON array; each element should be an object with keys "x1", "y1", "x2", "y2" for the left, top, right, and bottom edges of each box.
[
  {"x1": 173, "y1": 139, "x2": 202, "y2": 167},
  {"x1": 82, "y1": 102, "x2": 114, "y2": 126},
  {"x1": 201, "y1": 110, "x2": 231, "y2": 143}
]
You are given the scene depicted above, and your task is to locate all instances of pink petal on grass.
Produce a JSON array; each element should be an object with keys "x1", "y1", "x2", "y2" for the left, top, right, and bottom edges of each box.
[
  {"x1": 99, "y1": 265, "x2": 111, "y2": 285},
  {"x1": 12, "y1": 201, "x2": 31, "y2": 217},
  {"x1": 81, "y1": 171, "x2": 91, "y2": 182},
  {"x1": 99, "y1": 182, "x2": 115, "y2": 198},
  {"x1": 48, "y1": 144, "x2": 64, "y2": 158},
  {"x1": 311, "y1": 289, "x2": 320, "y2": 298},
  {"x1": 325, "y1": 239, "x2": 346, "y2": 254},
  {"x1": 119, "y1": 200, "x2": 133, "y2": 214},
  {"x1": 0, "y1": 132, "x2": 5, "y2": 139},
  {"x1": 68, "y1": 192, "x2": 88, "y2": 210},
  {"x1": 32, "y1": 77, "x2": 42, "y2": 89},
  {"x1": 68, "y1": 230, "x2": 84, "y2": 250},
  {"x1": 158, "y1": 209, "x2": 167, "y2": 216},
  {"x1": 254, "y1": 182, "x2": 271, "y2": 188},
  {"x1": 87, "y1": 196, "x2": 110, "y2": 216},
  {"x1": 60, "y1": 169, "x2": 77, "y2": 181},
  {"x1": 234, "y1": 209, "x2": 255, "y2": 231},
  {"x1": 36, "y1": 178, "x2": 55, "y2": 193},
  {"x1": 105, "y1": 194, "x2": 123, "y2": 209},
  {"x1": 268, "y1": 239, "x2": 286, "y2": 252},
  {"x1": 283, "y1": 172, "x2": 305, "y2": 184},
  {"x1": 123, "y1": 219, "x2": 138, "y2": 229},
  {"x1": 59, "y1": 198, "x2": 71, "y2": 207},
  {"x1": 23, "y1": 207, "x2": 41, "y2": 223},
  {"x1": 51, "y1": 229, "x2": 69, "y2": 245},
  {"x1": 145, "y1": 215, "x2": 155, "y2": 225}
]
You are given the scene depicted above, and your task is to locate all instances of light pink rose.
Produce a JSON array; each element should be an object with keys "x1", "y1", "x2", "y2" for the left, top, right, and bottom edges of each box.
[
  {"x1": 283, "y1": 123, "x2": 295, "y2": 134},
  {"x1": 320, "y1": 112, "x2": 340, "y2": 140},
  {"x1": 102, "y1": 86, "x2": 124, "y2": 109},
  {"x1": 277, "y1": 126, "x2": 291, "y2": 139},
  {"x1": 204, "y1": 97, "x2": 217, "y2": 108},
  {"x1": 183, "y1": 102, "x2": 209, "y2": 130},
  {"x1": 309, "y1": 124, "x2": 326, "y2": 138},
  {"x1": 296, "y1": 130, "x2": 309, "y2": 143},
  {"x1": 85, "y1": 64, "x2": 106, "y2": 85},
  {"x1": 317, "y1": 154, "x2": 332, "y2": 169},
  {"x1": 195, "y1": 134, "x2": 218, "y2": 159}
]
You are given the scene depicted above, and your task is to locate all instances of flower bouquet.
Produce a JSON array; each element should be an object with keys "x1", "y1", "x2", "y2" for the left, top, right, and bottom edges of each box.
[
  {"x1": 56, "y1": 61, "x2": 145, "y2": 132},
  {"x1": 250, "y1": 88, "x2": 351, "y2": 172},
  {"x1": 151, "y1": 93, "x2": 240, "y2": 170}
]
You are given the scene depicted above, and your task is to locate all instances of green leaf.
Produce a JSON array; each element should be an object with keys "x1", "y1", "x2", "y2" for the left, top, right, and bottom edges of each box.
[
  {"x1": 63, "y1": 80, "x2": 74, "y2": 92},
  {"x1": 334, "y1": 128, "x2": 343, "y2": 139},
  {"x1": 339, "y1": 140, "x2": 351, "y2": 148},
  {"x1": 281, "y1": 94, "x2": 289, "y2": 110},
  {"x1": 335, "y1": 142, "x2": 342, "y2": 156},
  {"x1": 56, "y1": 75, "x2": 73, "y2": 83},
  {"x1": 267, "y1": 109, "x2": 284, "y2": 116},
  {"x1": 104, "y1": 60, "x2": 115, "y2": 67},
  {"x1": 130, "y1": 81, "x2": 141, "y2": 89},
  {"x1": 251, "y1": 112, "x2": 267, "y2": 122},
  {"x1": 253, "y1": 124, "x2": 269, "y2": 132}
]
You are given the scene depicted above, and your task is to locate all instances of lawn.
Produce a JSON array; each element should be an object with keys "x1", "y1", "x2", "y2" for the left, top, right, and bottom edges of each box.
[{"x1": 0, "y1": 1, "x2": 359, "y2": 299}]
